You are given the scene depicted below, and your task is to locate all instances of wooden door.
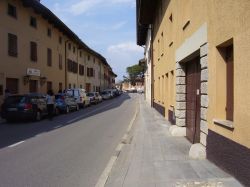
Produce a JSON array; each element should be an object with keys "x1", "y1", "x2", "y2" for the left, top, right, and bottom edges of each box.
[
  {"x1": 85, "y1": 83, "x2": 91, "y2": 93},
  {"x1": 6, "y1": 78, "x2": 18, "y2": 94},
  {"x1": 186, "y1": 57, "x2": 201, "y2": 143}
]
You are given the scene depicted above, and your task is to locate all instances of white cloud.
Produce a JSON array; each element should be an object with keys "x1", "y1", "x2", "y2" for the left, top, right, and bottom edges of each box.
[
  {"x1": 106, "y1": 42, "x2": 144, "y2": 80},
  {"x1": 108, "y1": 42, "x2": 143, "y2": 53},
  {"x1": 68, "y1": 0, "x2": 134, "y2": 15},
  {"x1": 111, "y1": 21, "x2": 127, "y2": 30},
  {"x1": 70, "y1": 0, "x2": 102, "y2": 15}
]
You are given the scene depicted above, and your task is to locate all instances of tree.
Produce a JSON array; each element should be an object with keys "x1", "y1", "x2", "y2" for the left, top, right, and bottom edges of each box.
[{"x1": 126, "y1": 64, "x2": 145, "y2": 86}]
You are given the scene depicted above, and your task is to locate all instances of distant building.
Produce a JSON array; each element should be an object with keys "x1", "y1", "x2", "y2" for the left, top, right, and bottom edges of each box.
[{"x1": 0, "y1": 0, "x2": 116, "y2": 106}]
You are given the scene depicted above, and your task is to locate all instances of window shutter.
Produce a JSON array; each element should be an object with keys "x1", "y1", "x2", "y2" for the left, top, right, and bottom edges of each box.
[{"x1": 8, "y1": 33, "x2": 17, "y2": 57}]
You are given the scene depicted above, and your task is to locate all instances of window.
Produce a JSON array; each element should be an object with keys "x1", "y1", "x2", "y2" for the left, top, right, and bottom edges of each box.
[
  {"x1": 47, "y1": 48, "x2": 52, "y2": 66},
  {"x1": 93, "y1": 58, "x2": 95, "y2": 63},
  {"x1": 47, "y1": 81, "x2": 52, "y2": 92},
  {"x1": 169, "y1": 13, "x2": 173, "y2": 22},
  {"x1": 8, "y1": 33, "x2": 18, "y2": 57},
  {"x1": 59, "y1": 54, "x2": 62, "y2": 70},
  {"x1": 30, "y1": 41, "x2": 37, "y2": 62},
  {"x1": 217, "y1": 41, "x2": 234, "y2": 121},
  {"x1": 0, "y1": 85, "x2": 3, "y2": 95},
  {"x1": 87, "y1": 68, "x2": 94, "y2": 77},
  {"x1": 67, "y1": 59, "x2": 78, "y2": 73},
  {"x1": 80, "y1": 51, "x2": 82, "y2": 57},
  {"x1": 8, "y1": 4, "x2": 17, "y2": 18},
  {"x1": 73, "y1": 46, "x2": 76, "y2": 53},
  {"x1": 80, "y1": 85, "x2": 82, "y2": 89},
  {"x1": 69, "y1": 84, "x2": 71, "y2": 89},
  {"x1": 6, "y1": 78, "x2": 18, "y2": 94},
  {"x1": 88, "y1": 55, "x2": 90, "y2": 61},
  {"x1": 47, "y1": 28, "x2": 51, "y2": 37},
  {"x1": 59, "y1": 36, "x2": 62, "y2": 44},
  {"x1": 68, "y1": 43, "x2": 71, "y2": 50},
  {"x1": 79, "y1": 65, "x2": 84, "y2": 76},
  {"x1": 59, "y1": 82, "x2": 63, "y2": 91},
  {"x1": 73, "y1": 84, "x2": 76, "y2": 89},
  {"x1": 30, "y1": 17, "x2": 37, "y2": 28}
]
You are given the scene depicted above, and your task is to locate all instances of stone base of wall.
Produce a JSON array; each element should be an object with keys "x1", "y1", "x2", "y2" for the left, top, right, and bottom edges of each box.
[
  {"x1": 169, "y1": 125, "x2": 186, "y2": 136},
  {"x1": 153, "y1": 102, "x2": 165, "y2": 117},
  {"x1": 189, "y1": 143, "x2": 206, "y2": 159},
  {"x1": 207, "y1": 130, "x2": 250, "y2": 186}
]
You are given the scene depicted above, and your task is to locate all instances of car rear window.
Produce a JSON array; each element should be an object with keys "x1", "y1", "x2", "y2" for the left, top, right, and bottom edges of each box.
[
  {"x1": 66, "y1": 90, "x2": 73, "y2": 96},
  {"x1": 74, "y1": 90, "x2": 79, "y2": 96},
  {"x1": 87, "y1": 93, "x2": 94, "y2": 96},
  {"x1": 5, "y1": 96, "x2": 27, "y2": 104}
]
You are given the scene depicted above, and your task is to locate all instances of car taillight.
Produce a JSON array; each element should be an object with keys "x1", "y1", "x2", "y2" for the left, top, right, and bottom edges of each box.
[{"x1": 24, "y1": 103, "x2": 32, "y2": 111}]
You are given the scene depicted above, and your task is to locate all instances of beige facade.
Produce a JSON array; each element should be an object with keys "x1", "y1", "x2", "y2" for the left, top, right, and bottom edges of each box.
[
  {"x1": 0, "y1": 0, "x2": 116, "y2": 106},
  {"x1": 137, "y1": 0, "x2": 250, "y2": 185}
]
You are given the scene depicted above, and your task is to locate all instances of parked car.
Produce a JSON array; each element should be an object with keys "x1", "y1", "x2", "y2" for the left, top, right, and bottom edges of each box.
[
  {"x1": 55, "y1": 94, "x2": 79, "y2": 114},
  {"x1": 66, "y1": 88, "x2": 90, "y2": 108},
  {"x1": 103, "y1": 89, "x2": 115, "y2": 98},
  {"x1": 87, "y1": 92, "x2": 101, "y2": 104},
  {"x1": 1, "y1": 93, "x2": 48, "y2": 122},
  {"x1": 100, "y1": 91, "x2": 111, "y2": 100},
  {"x1": 95, "y1": 92, "x2": 102, "y2": 102}
]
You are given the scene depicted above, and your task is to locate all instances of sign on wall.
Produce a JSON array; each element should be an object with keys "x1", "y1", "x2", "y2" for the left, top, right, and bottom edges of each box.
[{"x1": 27, "y1": 68, "x2": 41, "y2": 76}]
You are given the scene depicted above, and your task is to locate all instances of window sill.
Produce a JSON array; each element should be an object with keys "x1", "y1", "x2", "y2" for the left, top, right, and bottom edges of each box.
[{"x1": 213, "y1": 119, "x2": 234, "y2": 130}]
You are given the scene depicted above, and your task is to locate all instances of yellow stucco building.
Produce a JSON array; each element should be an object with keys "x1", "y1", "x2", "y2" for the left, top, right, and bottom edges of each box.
[
  {"x1": 137, "y1": 0, "x2": 250, "y2": 185},
  {"x1": 0, "y1": 0, "x2": 116, "y2": 105}
]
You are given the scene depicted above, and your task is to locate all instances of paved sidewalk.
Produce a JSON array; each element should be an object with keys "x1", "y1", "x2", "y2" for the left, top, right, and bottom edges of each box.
[{"x1": 105, "y1": 96, "x2": 242, "y2": 187}]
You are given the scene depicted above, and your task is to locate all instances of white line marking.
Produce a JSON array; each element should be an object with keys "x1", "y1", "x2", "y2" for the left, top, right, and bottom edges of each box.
[
  {"x1": 67, "y1": 103, "x2": 114, "y2": 124},
  {"x1": 95, "y1": 99, "x2": 139, "y2": 187},
  {"x1": 54, "y1": 125, "x2": 62, "y2": 129},
  {"x1": 126, "y1": 106, "x2": 138, "y2": 133},
  {"x1": 115, "y1": 143, "x2": 124, "y2": 152},
  {"x1": 95, "y1": 156, "x2": 117, "y2": 187},
  {"x1": 8, "y1": 141, "x2": 25, "y2": 148}
]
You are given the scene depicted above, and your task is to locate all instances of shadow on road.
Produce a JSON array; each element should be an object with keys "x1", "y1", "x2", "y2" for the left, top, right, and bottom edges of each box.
[{"x1": 0, "y1": 93, "x2": 134, "y2": 150}]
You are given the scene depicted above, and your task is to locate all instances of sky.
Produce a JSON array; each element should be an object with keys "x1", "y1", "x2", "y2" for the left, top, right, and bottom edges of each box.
[{"x1": 41, "y1": 0, "x2": 144, "y2": 81}]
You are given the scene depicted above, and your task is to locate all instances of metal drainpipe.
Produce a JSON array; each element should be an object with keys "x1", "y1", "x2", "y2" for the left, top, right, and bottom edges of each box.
[
  {"x1": 151, "y1": 26, "x2": 154, "y2": 108},
  {"x1": 76, "y1": 47, "x2": 79, "y2": 88},
  {"x1": 64, "y1": 40, "x2": 70, "y2": 90}
]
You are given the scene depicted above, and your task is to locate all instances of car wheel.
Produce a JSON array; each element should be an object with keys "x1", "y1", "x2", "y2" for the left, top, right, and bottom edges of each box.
[
  {"x1": 66, "y1": 106, "x2": 70, "y2": 114},
  {"x1": 35, "y1": 111, "x2": 41, "y2": 121}
]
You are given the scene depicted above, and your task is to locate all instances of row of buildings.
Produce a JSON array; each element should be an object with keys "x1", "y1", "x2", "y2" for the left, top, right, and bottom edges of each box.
[
  {"x1": 0, "y1": 0, "x2": 116, "y2": 106},
  {"x1": 136, "y1": 0, "x2": 250, "y2": 186}
]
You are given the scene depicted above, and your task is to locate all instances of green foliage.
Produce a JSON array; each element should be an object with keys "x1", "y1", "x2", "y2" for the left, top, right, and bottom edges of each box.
[{"x1": 125, "y1": 64, "x2": 145, "y2": 85}]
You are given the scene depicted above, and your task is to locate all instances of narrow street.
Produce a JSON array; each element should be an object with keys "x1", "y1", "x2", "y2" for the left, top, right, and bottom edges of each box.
[{"x1": 0, "y1": 93, "x2": 138, "y2": 187}]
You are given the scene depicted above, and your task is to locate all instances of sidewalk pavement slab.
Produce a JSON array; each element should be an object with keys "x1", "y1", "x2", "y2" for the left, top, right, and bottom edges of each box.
[{"x1": 105, "y1": 95, "x2": 242, "y2": 187}]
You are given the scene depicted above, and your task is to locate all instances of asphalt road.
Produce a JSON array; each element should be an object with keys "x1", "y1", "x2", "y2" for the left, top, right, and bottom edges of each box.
[{"x1": 0, "y1": 93, "x2": 138, "y2": 187}]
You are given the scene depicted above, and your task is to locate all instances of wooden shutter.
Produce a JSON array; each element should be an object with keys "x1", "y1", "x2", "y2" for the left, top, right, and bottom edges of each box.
[
  {"x1": 47, "y1": 48, "x2": 52, "y2": 66},
  {"x1": 8, "y1": 33, "x2": 17, "y2": 57},
  {"x1": 226, "y1": 45, "x2": 234, "y2": 121},
  {"x1": 30, "y1": 42, "x2": 37, "y2": 62}
]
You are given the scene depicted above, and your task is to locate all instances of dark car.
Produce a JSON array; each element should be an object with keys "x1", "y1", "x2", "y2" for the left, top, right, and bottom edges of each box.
[
  {"x1": 55, "y1": 94, "x2": 79, "y2": 114},
  {"x1": 1, "y1": 93, "x2": 47, "y2": 122}
]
